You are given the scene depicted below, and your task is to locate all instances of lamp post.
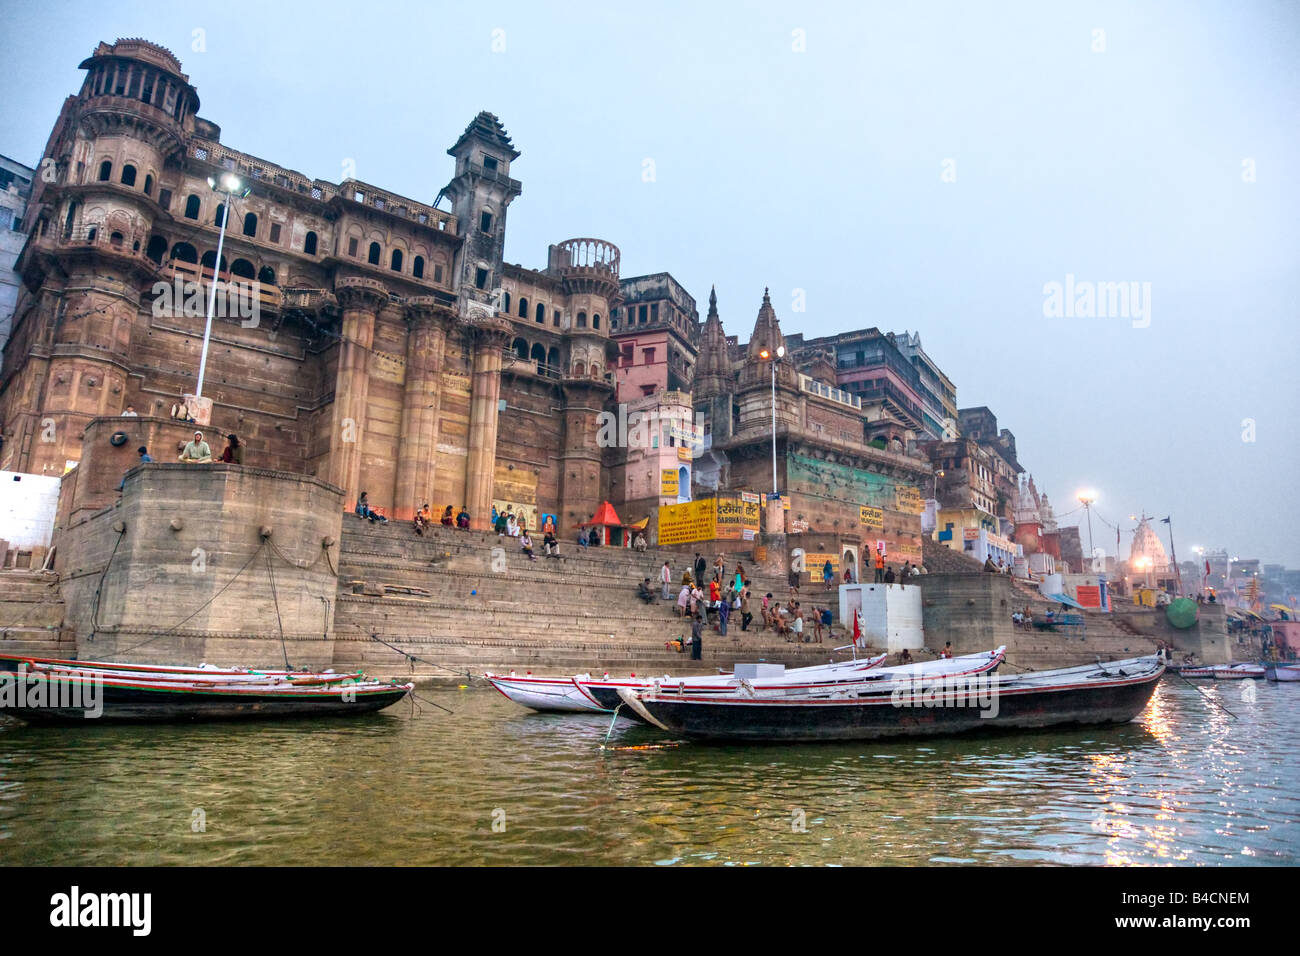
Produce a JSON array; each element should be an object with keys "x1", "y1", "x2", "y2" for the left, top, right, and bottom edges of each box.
[
  {"x1": 759, "y1": 344, "x2": 784, "y2": 498},
  {"x1": 195, "y1": 172, "x2": 247, "y2": 400},
  {"x1": 1077, "y1": 490, "x2": 1097, "y2": 570}
]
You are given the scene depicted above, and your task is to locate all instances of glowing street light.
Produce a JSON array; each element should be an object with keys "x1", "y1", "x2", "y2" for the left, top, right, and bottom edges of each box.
[
  {"x1": 1077, "y1": 489, "x2": 1098, "y2": 565},
  {"x1": 195, "y1": 172, "x2": 249, "y2": 400},
  {"x1": 758, "y1": 344, "x2": 785, "y2": 497}
]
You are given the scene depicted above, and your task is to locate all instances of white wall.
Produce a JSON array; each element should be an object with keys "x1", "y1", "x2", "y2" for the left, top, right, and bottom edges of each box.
[
  {"x1": 840, "y1": 582, "x2": 924, "y2": 651},
  {"x1": 0, "y1": 471, "x2": 61, "y2": 549}
]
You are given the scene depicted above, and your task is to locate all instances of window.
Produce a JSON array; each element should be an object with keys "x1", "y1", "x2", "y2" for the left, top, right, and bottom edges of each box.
[
  {"x1": 483, "y1": 155, "x2": 498, "y2": 171},
  {"x1": 535, "y1": 303, "x2": 545, "y2": 324},
  {"x1": 243, "y1": 213, "x2": 257, "y2": 237},
  {"x1": 553, "y1": 309, "x2": 560, "y2": 327},
  {"x1": 158, "y1": 188, "x2": 171, "y2": 210},
  {"x1": 577, "y1": 311, "x2": 587, "y2": 328},
  {"x1": 97, "y1": 160, "x2": 112, "y2": 182},
  {"x1": 650, "y1": 303, "x2": 658, "y2": 322},
  {"x1": 621, "y1": 344, "x2": 634, "y2": 366},
  {"x1": 638, "y1": 305, "x2": 647, "y2": 324},
  {"x1": 518, "y1": 297, "x2": 528, "y2": 318},
  {"x1": 304, "y1": 231, "x2": 318, "y2": 255},
  {"x1": 433, "y1": 263, "x2": 443, "y2": 283},
  {"x1": 644, "y1": 347, "x2": 656, "y2": 365},
  {"x1": 368, "y1": 242, "x2": 381, "y2": 265},
  {"x1": 145, "y1": 235, "x2": 167, "y2": 263},
  {"x1": 214, "y1": 203, "x2": 226, "y2": 227},
  {"x1": 269, "y1": 223, "x2": 281, "y2": 244},
  {"x1": 258, "y1": 266, "x2": 277, "y2": 286},
  {"x1": 121, "y1": 164, "x2": 137, "y2": 187},
  {"x1": 593, "y1": 313, "x2": 600, "y2": 329},
  {"x1": 184, "y1": 195, "x2": 200, "y2": 219},
  {"x1": 347, "y1": 237, "x2": 359, "y2": 257},
  {"x1": 479, "y1": 210, "x2": 493, "y2": 233},
  {"x1": 503, "y1": 292, "x2": 511, "y2": 313},
  {"x1": 413, "y1": 255, "x2": 424, "y2": 279},
  {"x1": 390, "y1": 249, "x2": 403, "y2": 272},
  {"x1": 475, "y1": 268, "x2": 488, "y2": 290},
  {"x1": 143, "y1": 174, "x2": 153, "y2": 195}
]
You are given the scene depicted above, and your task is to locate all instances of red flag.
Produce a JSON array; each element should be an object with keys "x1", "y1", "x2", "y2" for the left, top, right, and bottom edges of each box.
[
  {"x1": 1205, "y1": 559, "x2": 1211, "y2": 576},
  {"x1": 852, "y1": 610, "x2": 862, "y2": 647}
]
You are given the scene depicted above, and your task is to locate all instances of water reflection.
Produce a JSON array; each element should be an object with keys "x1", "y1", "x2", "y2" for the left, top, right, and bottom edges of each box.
[{"x1": 0, "y1": 681, "x2": 1296, "y2": 866}]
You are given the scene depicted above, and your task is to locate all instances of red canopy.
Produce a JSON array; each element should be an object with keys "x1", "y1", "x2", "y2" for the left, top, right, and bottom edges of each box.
[{"x1": 589, "y1": 501, "x2": 623, "y2": 527}]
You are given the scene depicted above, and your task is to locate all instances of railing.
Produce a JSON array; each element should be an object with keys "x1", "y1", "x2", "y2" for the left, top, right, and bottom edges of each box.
[{"x1": 800, "y1": 375, "x2": 862, "y2": 409}]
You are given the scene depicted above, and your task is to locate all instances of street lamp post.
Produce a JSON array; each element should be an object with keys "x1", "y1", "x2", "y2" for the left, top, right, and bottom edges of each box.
[
  {"x1": 195, "y1": 173, "x2": 247, "y2": 400},
  {"x1": 759, "y1": 345, "x2": 784, "y2": 498},
  {"x1": 1077, "y1": 490, "x2": 1097, "y2": 570}
]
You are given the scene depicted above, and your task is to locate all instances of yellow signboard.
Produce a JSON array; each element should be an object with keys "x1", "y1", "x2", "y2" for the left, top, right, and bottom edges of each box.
[
  {"x1": 677, "y1": 446, "x2": 693, "y2": 462},
  {"x1": 805, "y1": 553, "x2": 840, "y2": 574},
  {"x1": 660, "y1": 469, "x2": 679, "y2": 496},
  {"x1": 657, "y1": 499, "x2": 716, "y2": 546},
  {"x1": 715, "y1": 494, "x2": 761, "y2": 540},
  {"x1": 894, "y1": 485, "x2": 924, "y2": 515},
  {"x1": 859, "y1": 505, "x2": 884, "y2": 530}
]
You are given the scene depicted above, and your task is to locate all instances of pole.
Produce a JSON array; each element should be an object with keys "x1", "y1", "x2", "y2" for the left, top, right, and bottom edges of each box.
[
  {"x1": 1166, "y1": 518, "x2": 1183, "y2": 596},
  {"x1": 769, "y1": 357, "x2": 777, "y2": 497},
  {"x1": 1084, "y1": 501, "x2": 1095, "y2": 567},
  {"x1": 195, "y1": 188, "x2": 231, "y2": 399}
]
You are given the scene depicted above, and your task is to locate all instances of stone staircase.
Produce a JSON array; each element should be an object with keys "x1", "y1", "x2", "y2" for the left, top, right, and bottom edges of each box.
[
  {"x1": 334, "y1": 518, "x2": 852, "y2": 683},
  {"x1": 0, "y1": 570, "x2": 76, "y2": 659}
]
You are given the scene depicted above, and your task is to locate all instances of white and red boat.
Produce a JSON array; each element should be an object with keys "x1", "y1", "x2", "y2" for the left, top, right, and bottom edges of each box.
[
  {"x1": 1265, "y1": 663, "x2": 1300, "y2": 682},
  {"x1": 1172, "y1": 662, "x2": 1265, "y2": 680}
]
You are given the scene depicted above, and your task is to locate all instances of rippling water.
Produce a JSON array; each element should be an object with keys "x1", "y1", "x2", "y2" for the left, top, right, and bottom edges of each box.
[{"x1": 0, "y1": 680, "x2": 1296, "y2": 866}]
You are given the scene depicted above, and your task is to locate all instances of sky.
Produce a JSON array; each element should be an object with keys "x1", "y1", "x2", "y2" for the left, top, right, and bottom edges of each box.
[{"x1": 2, "y1": 0, "x2": 1297, "y2": 564}]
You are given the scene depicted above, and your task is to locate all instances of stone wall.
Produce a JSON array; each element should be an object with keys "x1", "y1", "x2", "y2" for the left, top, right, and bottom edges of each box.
[{"x1": 54, "y1": 463, "x2": 343, "y2": 668}]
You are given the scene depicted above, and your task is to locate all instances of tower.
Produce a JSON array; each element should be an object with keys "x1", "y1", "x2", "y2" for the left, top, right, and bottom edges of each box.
[
  {"x1": 439, "y1": 112, "x2": 521, "y2": 320},
  {"x1": 1, "y1": 39, "x2": 200, "y2": 475}
]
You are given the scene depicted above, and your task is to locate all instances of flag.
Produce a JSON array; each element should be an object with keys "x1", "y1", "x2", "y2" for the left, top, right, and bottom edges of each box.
[
  {"x1": 852, "y1": 609, "x2": 863, "y2": 647},
  {"x1": 1161, "y1": 516, "x2": 1171, "y2": 524},
  {"x1": 1205, "y1": 559, "x2": 1211, "y2": 576}
]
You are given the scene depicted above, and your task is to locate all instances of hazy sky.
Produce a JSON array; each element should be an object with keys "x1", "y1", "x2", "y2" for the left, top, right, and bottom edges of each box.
[{"x1": 2, "y1": 1, "x2": 1296, "y2": 564}]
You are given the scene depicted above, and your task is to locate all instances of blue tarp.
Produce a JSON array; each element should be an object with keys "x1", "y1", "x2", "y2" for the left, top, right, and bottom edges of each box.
[{"x1": 1043, "y1": 592, "x2": 1086, "y2": 610}]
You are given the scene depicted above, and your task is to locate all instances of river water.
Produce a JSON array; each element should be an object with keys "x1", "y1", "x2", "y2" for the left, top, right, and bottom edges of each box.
[{"x1": 0, "y1": 679, "x2": 1296, "y2": 866}]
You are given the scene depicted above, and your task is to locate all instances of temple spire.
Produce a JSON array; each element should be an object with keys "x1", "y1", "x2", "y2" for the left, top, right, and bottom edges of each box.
[{"x1": 694, "y1": 285, "x2": 729, "y2": 398}]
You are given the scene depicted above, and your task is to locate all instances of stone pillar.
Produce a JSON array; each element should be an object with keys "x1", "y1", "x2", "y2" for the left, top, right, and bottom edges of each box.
[
  {"x1": 329, "y1": 278, "x2": 387, "y2": 511},
  {"x1": 393, "y1": 298, "x2": 452, "y2": 520},
  {"x1": 464, "y1": 318, "x2": 512, "y2": 530}
]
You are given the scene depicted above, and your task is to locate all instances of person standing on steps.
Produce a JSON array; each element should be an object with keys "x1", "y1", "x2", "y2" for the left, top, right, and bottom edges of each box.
[
  {"x1": 874, "y1": 548, "x2": 885, "y2": 583},
  {"x1": 740, "y1": 584, "x2": 753, "y2": 632},
  {"x1": 694, "y1": 552, "x2": 707, "y2": 586},
  {"x1": 823, "y1": 558, "x2": 834, "y2": 591},
  {"x1": 661, "y1": 561, "x2": 672, "y2": 600},
  {"x1": 690, "y1": 613, "x2": 703, "y2": 660}
]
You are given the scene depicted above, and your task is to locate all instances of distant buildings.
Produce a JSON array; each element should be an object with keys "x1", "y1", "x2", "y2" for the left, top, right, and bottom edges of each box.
[{"x1": 0, "y1": 155, "x2": 34, "y2": 354}]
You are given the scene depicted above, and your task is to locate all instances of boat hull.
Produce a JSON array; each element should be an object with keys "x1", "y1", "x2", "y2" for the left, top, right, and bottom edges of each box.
[
  {"x1": 1, "y1": 674, "x2": 412, "y2": 725},
  {"x1": 1265, "y1": 664, "x2": 1300, "y2": 682},
  {"x1": 624, "y1": 663, "x2": 1162, "y2": 743}
]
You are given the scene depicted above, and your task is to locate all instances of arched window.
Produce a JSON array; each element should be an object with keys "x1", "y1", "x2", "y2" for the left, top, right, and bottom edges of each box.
[
  {"x1": 546, "y1": 347, "x2": 560, "y2": 373},
  {"x1": 518, "y1": 296, "x2": 528, "y2": 318},
  {"x1": 553, "y1": 310, "x2": 560, "y2": 327},
  {"x1": 512, "y1": 337, "x2": 528, "y2": 360},
  {"x1": 304, "y1": 231, "x2": 318, "y2": 256},
  {"x1": 503, "y1": 292, "x2": 511, "y2": 313},
  {"x1": 242, "y1": 213, "x2": 257, "y2": 237},
  {"x1": 121, "y1": 164, "x2": 137, "y2": 187},
  {"x1": 87, "y1": 227, "x2": 98, "y2": 241},
  {"x1": 577, "y1": 311, "x2": 587, "y2": 328},
  {"x1": 170, "y1": 241, "x2": 198, "y2": 263},
  {"x1": 200, "y1": 250, "x2": 228, "y2": 274},
  {"x1": 530, "y1": 343, "x2": 545, "y2": 366},
  {"x1": 593, "y1": 313, "x2": 601, "y2": 329},
  {"x1": 97, "y1": 160, "x2": 112, "y2": 182},
  {"x1": 535, "y1": 303, "x2": 545, "y2": 324},
  {"x1": 184, "y1": 195, "x2": 200, "y2": 220},
  {"x1": 63, "y1": 202, "x2": 78, "y2": 239},
  {"x1": 145, "y1": 235, "x2": 168, "y2": 264},
  {"x1": 390, "y1": 249, "x2": 403, "y2": 272},
  {"x1": 231, "y1": 258, "x2": 256, "y2": 279},
  {"x1": 413, "y1": 255, "x2": 424, "y2": 279},
  {"x1": 214, "y1": 203, "x2": 226, "y2": 227},
  {"x1": 574, "y1": 361, "x2": 586, "y2": 377},
  {"x1": 368, "y1": 242, "x2": 381, "y2": 265},
  {"x1": 678, "y1": 467, "x2": 689, "y2": 501},
  {"x1": 110, "y1": 231, "x2": 124, "y2": 247},
  {"x1": 258, "y1": 266, "x2": 277, "y2": 286}
]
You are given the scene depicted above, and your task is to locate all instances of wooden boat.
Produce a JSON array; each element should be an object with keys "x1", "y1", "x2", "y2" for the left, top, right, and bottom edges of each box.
[
  {"x1": 1265, "y1": 663, "x2": 1300, "y2": 682},
  {"x1": 0, "y1": 651, "x2": 345, "y2": 681},
  {"x1": 575, "y1": 647, "x2": 1006, "y2": 717},
  {"x1": 485, "y1": 652, "x2": 892, "y2": 714},
  {"x1": 20, "y1": 660, "x2": 360, "y2": 687},
  {"x1": 616, "y1": 655, "x2": 1164, "y2": 743},
  {"x1": 1172, "y1": 662, "x2": 1265, "y2": 680},
  {"x1": 0, "y1": 669, "x2": 413, "y2": 724}
]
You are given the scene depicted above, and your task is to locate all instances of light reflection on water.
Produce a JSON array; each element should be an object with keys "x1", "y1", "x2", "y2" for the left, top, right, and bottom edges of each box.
[{"x1": 0, "y1": 681, "x2": 1296, "y2": 866}]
